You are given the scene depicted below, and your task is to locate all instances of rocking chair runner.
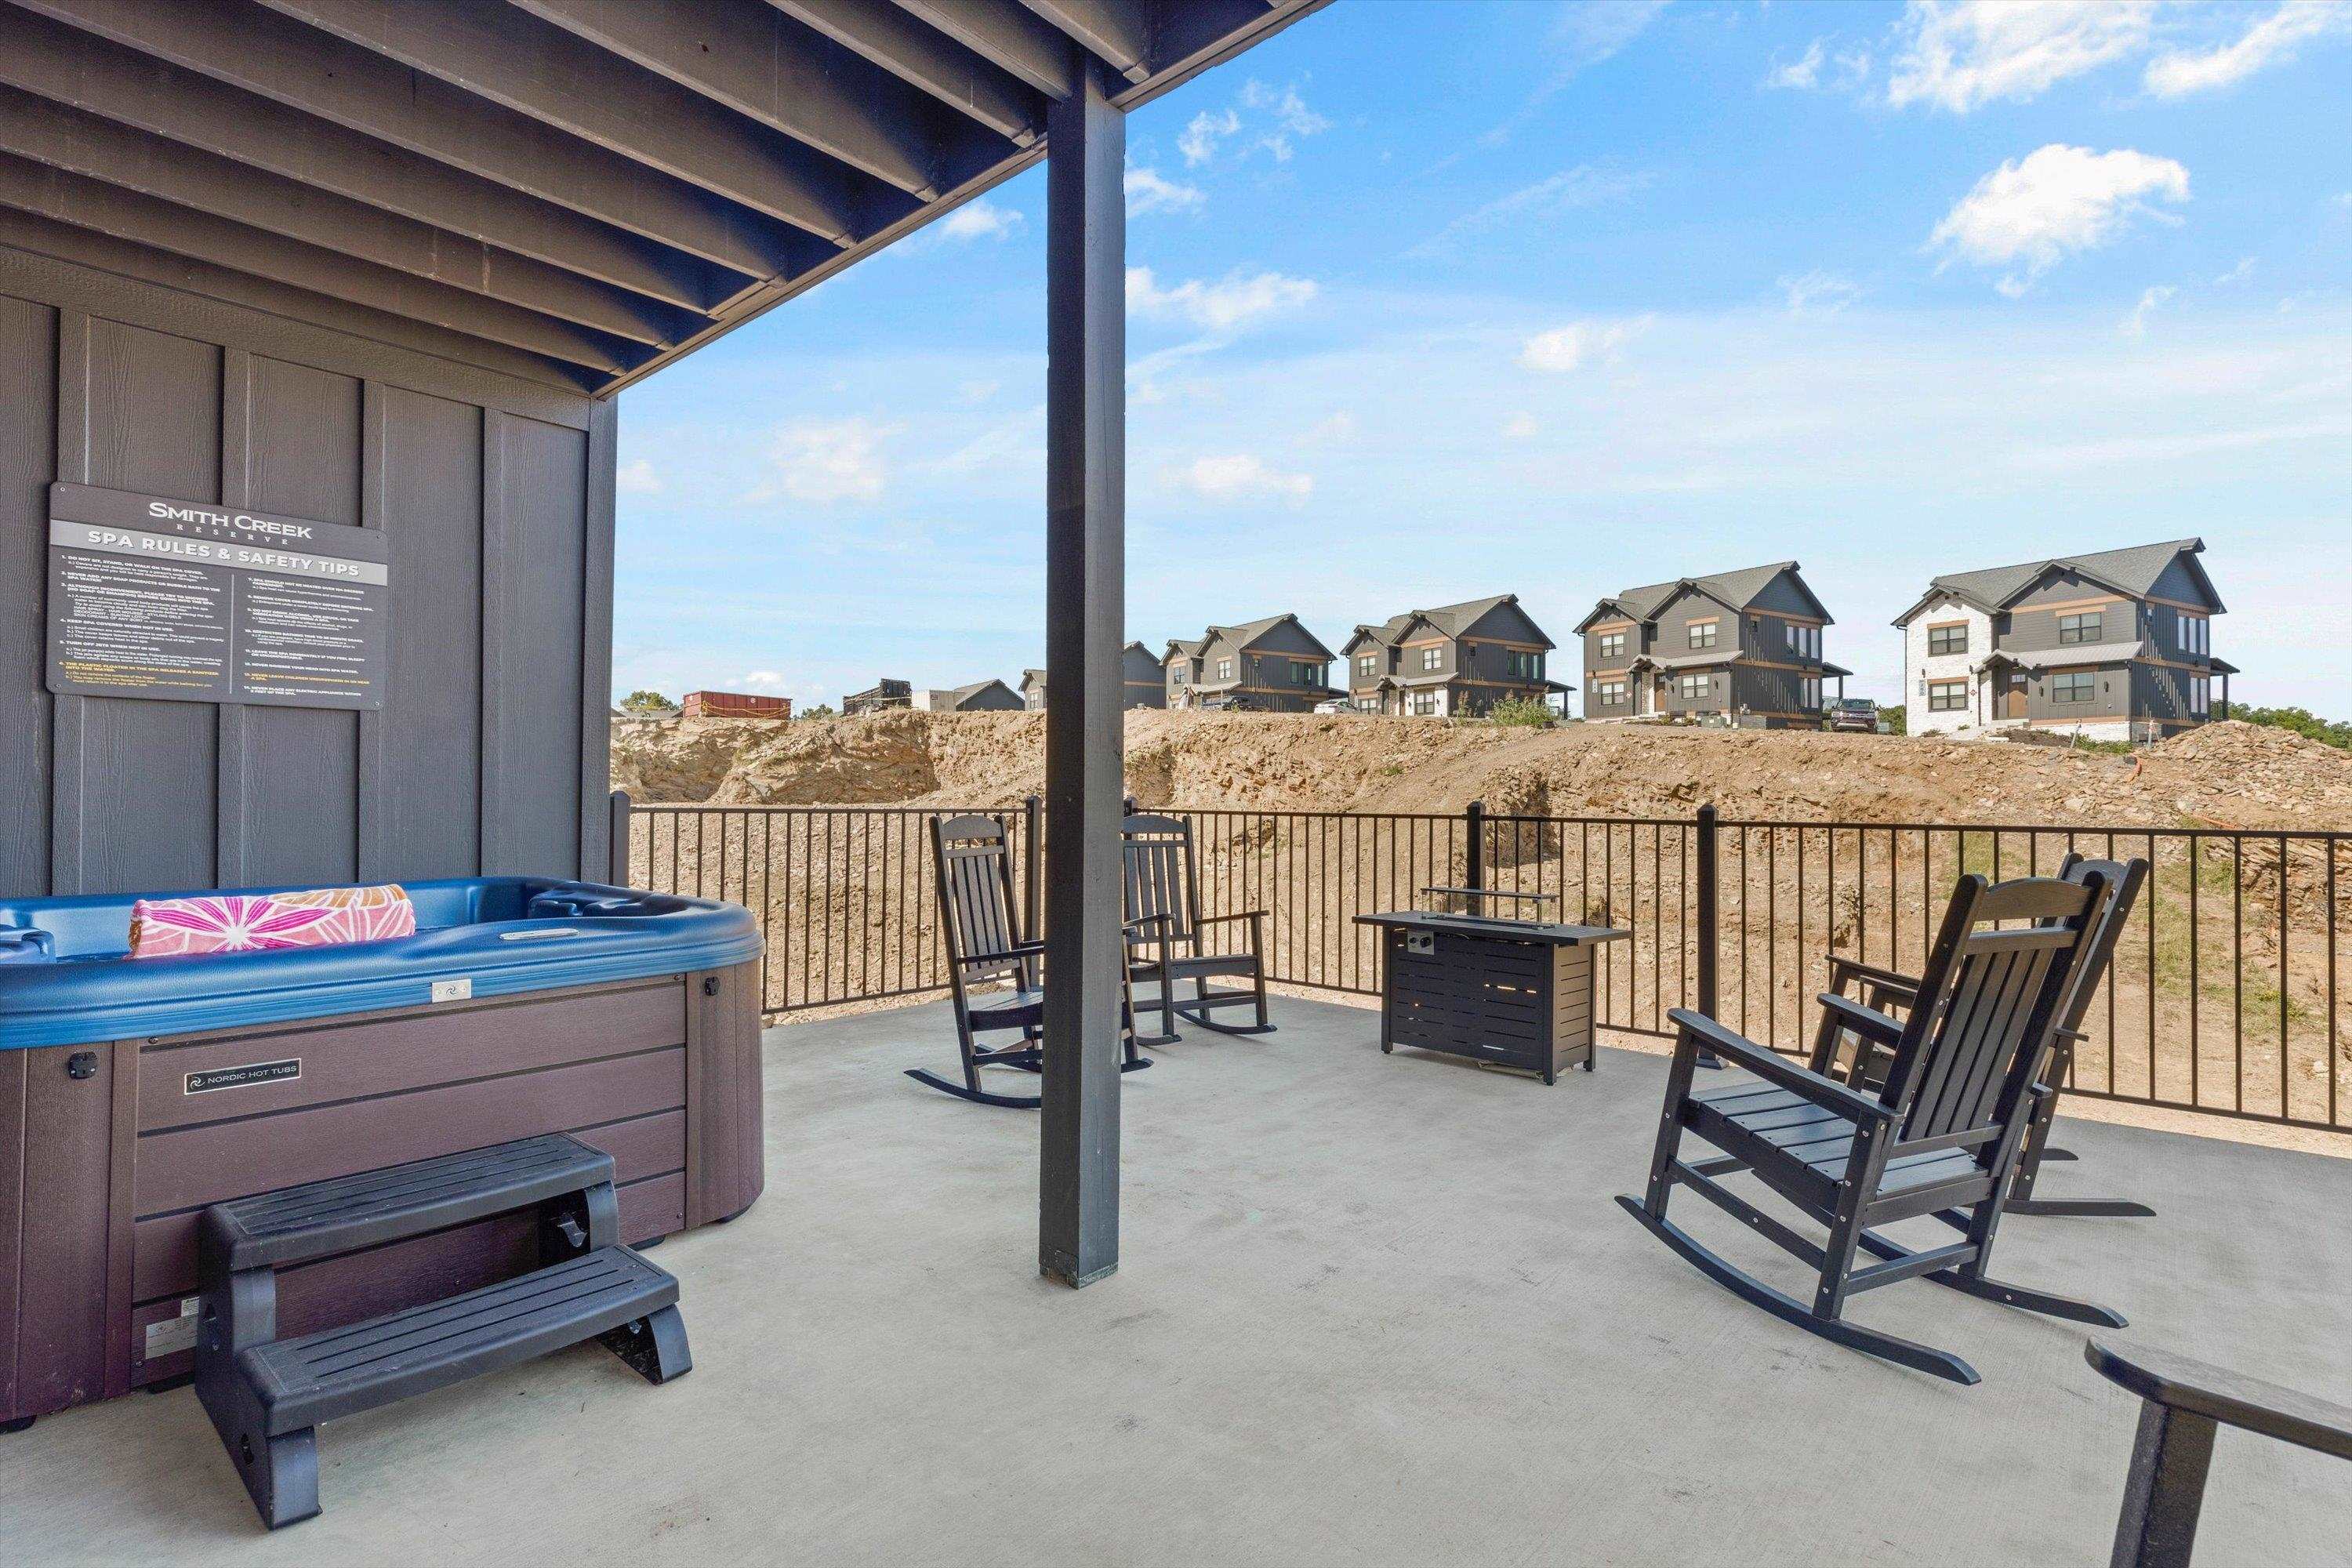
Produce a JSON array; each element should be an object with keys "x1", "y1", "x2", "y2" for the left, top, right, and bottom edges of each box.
[
  {"x1": 1617, "y1": 869, "x2": 2127, "y2": 1385},
  {"x1": 1806, "y1": 853, "x2": 2152, "y2": 1221},
  {"x1": 1120, "y1": 813, "x2": 1272, "y2": 1045},
  {"x1": 908, "y1": 814, "x2": 1150, "y2": 1109}
]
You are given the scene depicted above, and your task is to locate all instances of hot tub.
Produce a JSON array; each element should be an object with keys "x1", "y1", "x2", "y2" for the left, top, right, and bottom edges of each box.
[{"x1": 0, "y1": 877, "x2": 764, "y2": 1427}]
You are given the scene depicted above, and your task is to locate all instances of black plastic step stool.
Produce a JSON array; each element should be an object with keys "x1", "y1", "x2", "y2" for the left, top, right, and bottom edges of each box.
[{"x1": 194, "y1": 1133, "x2": 690, "y2": 1530}]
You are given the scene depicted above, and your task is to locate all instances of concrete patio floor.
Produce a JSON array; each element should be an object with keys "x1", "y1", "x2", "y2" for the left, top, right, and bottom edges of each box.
[{"x1": 5, "y1": 995, "x2": 2351, "y2": 1566}]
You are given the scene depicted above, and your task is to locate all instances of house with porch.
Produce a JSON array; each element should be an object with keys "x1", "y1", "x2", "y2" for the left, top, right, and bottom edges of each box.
[
  {"x1": 1163, "y1": 615, "x2": 1339, "y2": 712},
  {"x1": 1019, "y1": 643, "x2": 1164, "y2": 711},
  {"x1": 1577, "y1": 562, "x2": 1845, "y2": 727},
  {"x1": 1894, "y1": 539, "x2": 2231, "y2": 742},
  {"x1": 1341, "y1": 593, "x2": 1566, "y2": 716}
]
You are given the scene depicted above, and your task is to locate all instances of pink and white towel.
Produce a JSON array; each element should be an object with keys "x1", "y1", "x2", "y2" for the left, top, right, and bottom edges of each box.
[{"x1": 129, "y1": 884, "x2": 417, "y2": 958}]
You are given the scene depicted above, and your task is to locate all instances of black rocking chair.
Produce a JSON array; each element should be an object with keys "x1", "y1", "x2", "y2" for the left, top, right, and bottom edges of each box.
[
  {"x1": 1809, "y1": 852, "x2": 2153, "y2": 1221},
  {"x1": 907, "y1": 813, "x2": 1150, "y2": 1109},
  {"x1": 1120, "y1": 812, "x2": 1272, "y2": 1046},
  {"x1": 1617, "y1": 869, "x2": 2128, "y2": 1385}
]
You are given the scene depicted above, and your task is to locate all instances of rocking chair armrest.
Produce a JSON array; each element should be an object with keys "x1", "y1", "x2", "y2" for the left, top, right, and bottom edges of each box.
[
  {"x1": 1817, "y1": 992, "x2": 1907, "y2": 1048},
  {"x1": 1827, "y1": 955, "x2": 1921, "y2": 999},
  {"x1": 1123, "y1": 913, "x2": 1171, "y2": 935},
  {"x1": 1196, "y1": 910, "x2": 1266, "y2": 927},
  {"x1": 962, "y1": 939, "x2": 1045, "y2": 967},
  {"x1": 1669, "y1": 1009, "x2": 1895, "y2": 1127}
]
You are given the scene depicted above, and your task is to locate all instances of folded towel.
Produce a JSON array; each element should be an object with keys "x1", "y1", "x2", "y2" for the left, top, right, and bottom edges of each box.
[{"x1": 129, "y1": 884, "x2": 416, "y2": 958}]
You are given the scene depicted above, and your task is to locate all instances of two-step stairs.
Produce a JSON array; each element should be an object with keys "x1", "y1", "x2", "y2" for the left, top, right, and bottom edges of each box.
[{"x1": 194, "y1": 1134, "x2": 691, "y2": 1529}]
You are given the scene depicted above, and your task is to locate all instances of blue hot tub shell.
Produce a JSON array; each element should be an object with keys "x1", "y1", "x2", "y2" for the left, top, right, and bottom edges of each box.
[
  {"x1": 0, "y1": 877, "x2": 764, "y2": 1428},
  {"x1": 0, "y1": 877, "x2": 760, "y2": 1051}
]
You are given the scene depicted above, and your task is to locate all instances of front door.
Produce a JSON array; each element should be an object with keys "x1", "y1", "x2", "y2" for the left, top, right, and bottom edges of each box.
[{"x1": 2004, "y1": 674, "x2": 2028, "y2": 720}]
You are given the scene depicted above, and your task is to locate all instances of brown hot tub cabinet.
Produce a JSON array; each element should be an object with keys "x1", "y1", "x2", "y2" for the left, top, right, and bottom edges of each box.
[{"x1": 0, "y1": 879, "x2": 764, "y2": 1429}]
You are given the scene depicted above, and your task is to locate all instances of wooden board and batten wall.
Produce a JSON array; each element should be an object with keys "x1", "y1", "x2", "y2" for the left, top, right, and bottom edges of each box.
[
  {"x1": 0, "y1": 960, "x2": 761, "y2": 1425},
  {"x1": 0, "y1": 241, "x2": 619, "y2": 902}
]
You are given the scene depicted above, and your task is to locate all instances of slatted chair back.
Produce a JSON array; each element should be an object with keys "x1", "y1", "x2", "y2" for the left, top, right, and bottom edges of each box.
[
  {"x1": 931, "y1": 814, "x2": 1027, "y2": 986},
  {"x1": 1877, "y1": 873, "x2": 2105, "y2": 1152},
  {"x1": 1121, "y1": 813, "x2": 1201, "y2": 946},
  {"x1": 2048, "y1": 853, "x2": 2150, "y2": 1038}
]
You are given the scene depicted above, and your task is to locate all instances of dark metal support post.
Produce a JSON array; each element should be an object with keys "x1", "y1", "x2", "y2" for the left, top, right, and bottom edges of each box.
[
  {"x1": 1039, "y1": 58, "x2": 1126, "y2": 1290},
  {"x1": 1022, "y1": 794, "x2": 1043, "y2": 943},
  {"x1": 1693, "y1": 804, "x2": 1722, "y2": 1068},
  {"x1": 1464, "y1": 800, "x2": 1486, "y2": 897},
  {"x1": 607, "y1": 790, "x2": 632, "y2": 885}
]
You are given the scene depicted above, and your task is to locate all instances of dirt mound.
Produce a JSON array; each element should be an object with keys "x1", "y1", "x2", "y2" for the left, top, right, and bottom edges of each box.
[{"x1": 610, "y1": 713, "x2": 2352, "y2": 830}]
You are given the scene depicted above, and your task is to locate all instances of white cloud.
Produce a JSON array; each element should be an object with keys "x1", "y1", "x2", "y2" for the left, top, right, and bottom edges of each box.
[
  {"x1": 616, "y1": 457, "x2": 661, "y2": 495},
  {"x1": 1765, "y1": 39, "x2": 1828, "y2": 89},
  {"x1": 1887, "y1": 0, "x2": 2155, "y2": 111},
  {"x1": 1780, "y1": 270, "x2": 1863, "y2": 314},
  {"x1": 738, "y1": 670, "x2": 788, "y2": 691},
  {"x1": 1178, "y1": 107, "x2": 1240, "y2": 167},
  {"x1": 1929, "y1": 144, "x2": 2190, "y2": 295},
  {"x1": 1126, "y1": 267, "x2": 1318, "y2": 333},
  {"x1": 1409, "y1": 163, "x2": 1653, "y2": 257},
  {"x1": 1300, "y1": 411, "x2": 1358, "y2": 446},
  {"x1": 2213, "y1": 256, "x2": 2257, "y2": 287},
  {"x1": 1125, "y1": 166, "x2": 1205, "y2": 218},
  {"x1": 1518, "y1": 316, "x2": 1652, "y2": 373},
  {"x1": 2145, "y1": 1, "x2": 2350, "y2": 96},
  {"x1": 955, "y1": 379, "x2": 1000, "y2": 405},
  {"x1": 1502, "y1": 412, "x2": 1541, "y2": 440},
  {"x1": 1159, "y1": 453, "x2": 1313, "y2": 506},
  {"x1": 934, "y1": 199, "x2": 1022, "y2": 243},
  {"x1": 2120, "y1": 285, "x2": 2177, "y2": 338},
  {"x1": 1547, "y1": 0, "x2": 1671, "y2": 83},
  {"x1": 1237, "y1": 80, "x2": 1331, "y2": 163},
  {"x1": 748, "y1": 418, "x2": 895, "y2": 504}
]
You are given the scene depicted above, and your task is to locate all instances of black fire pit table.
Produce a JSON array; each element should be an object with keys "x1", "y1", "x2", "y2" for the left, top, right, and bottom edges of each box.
[{"x1": 1355, "y1": 889, "x2": 1629, "y2": 1085}]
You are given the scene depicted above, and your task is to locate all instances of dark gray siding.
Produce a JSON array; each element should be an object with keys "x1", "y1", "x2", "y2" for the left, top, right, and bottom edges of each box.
[
  {"x1": 1745, "y1": 571, "x2": 1824, "y2": 622},
  {"x1": 2147, "y1": 555, "x2": 2220, "y2": 612},
  {"x1": 2, "y1": 244, "x2": 610, "y2": 900},
  {"x1": 2025, "y1": 662, "x2": 2130, "y2": 721},
  {"x1": 1652, "y1": 589, "x2": 1735, "y2": 659}
]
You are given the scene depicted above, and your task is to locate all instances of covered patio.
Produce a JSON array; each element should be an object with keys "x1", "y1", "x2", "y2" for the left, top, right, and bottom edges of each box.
[{"x1": 8, "y1": 996, "x2": 2350, "y2": 1564}]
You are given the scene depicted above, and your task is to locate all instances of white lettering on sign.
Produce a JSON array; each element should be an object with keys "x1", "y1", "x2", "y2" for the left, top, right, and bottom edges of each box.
[{"x1": 147, "y1": 499, "x2": 314, "y2": 540}]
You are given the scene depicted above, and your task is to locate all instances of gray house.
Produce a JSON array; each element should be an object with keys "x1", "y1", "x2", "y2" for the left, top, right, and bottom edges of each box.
[
  {"x1": 913, "y1": 679, "x2": 1023, "y2": 714},
  {"x1": 1020, "y1": 644, "x2": 1165, "y2": 712},
  {"x1": 1577, "y1": 562, "x2": 1846, "y2": 728},
  {"x1": 1894, "y1": 539, "x2": 2230, "y2": 742},
  {"x1": 1164, "y1": 615, "x2": 1339, "y2": 712},
  {"x1": 1341, "y1": 594, "x2": 1566, "y2": 717}
]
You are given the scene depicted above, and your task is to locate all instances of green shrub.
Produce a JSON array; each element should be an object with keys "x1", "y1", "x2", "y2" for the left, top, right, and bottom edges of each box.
[{"x1": 1485, "y1": 696, "x2": 1555, "y2": 728}]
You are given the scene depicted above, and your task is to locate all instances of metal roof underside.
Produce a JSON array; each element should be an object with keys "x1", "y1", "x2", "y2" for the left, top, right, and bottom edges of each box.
[{"x1": 0, "y1": 0, "x2": 1330, "y2": 397}]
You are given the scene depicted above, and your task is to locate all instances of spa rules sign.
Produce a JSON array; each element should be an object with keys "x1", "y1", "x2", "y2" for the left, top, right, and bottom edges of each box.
[{"x1": 45, "y1": 484, "x2": 388, "y2": 711}]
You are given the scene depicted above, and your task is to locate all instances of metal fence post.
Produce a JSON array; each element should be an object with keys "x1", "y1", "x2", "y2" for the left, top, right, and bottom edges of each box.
[
  {"x1": 1465, "y1": 800, "x2": 1486, "y2": 894},
  {"x1": 1023, "y1": 793, "x2": 1044, "y2": 944},
  {"x1": 1694, "y1": 804, "x2": 1722, "y2": 1068},
  {"x1": 607, "y1": 789, "x2": 632, "y2": 886}
]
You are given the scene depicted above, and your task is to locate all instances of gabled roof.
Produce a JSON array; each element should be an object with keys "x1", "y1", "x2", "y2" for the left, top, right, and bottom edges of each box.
[
  {"x1": 1347, "y1": 593, "x2": 1553, "y2": 652},
  {"x1": 942, "y1": 678, "x2": 1016, "y2": 708},
  {"x1": 1200, "y1": 613, "x2": 1337, "y2": 662},
  {"x1": 1163, "y1": 637, "x2": 1207, "y2": 662},
  {"x1": 1019, "y1": 669, "x2": 1047, "y2": 688},
  {"x1": 1893, "y1": 539, "x2": 2218, "y2": 626},
  {"x1": 1577, "y1": 563, "x2": 1815, "y2": 633}
]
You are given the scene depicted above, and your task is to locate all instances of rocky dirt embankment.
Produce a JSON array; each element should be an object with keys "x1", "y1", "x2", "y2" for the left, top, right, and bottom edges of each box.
[{"x1": 612, "y1": 712, "x2": 2352, "y2": 832}]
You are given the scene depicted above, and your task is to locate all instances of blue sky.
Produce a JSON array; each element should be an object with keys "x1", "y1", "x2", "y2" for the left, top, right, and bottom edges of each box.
[{"x1": 612, "y1": 0, "x2": 2352, "y2": 714}]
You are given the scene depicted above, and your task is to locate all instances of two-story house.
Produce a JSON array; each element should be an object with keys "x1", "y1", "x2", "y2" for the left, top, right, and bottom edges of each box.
[
  {"x1": 1019, "y1": 644, "x2": 1167, "y2": 712},
  {"x1": 1576, "y1": 561, "x2": 1846, "y2": 728},
  {"x1": 1341, "y1": 594, "x2": 1566, "y2": 717},
  {"x1": 1893, "y1": 539, "x2": 2231, "y2": 742},
  {"x1": 912, "y1": 678, "x2": 1023, "y2": 713},
  {"x1": 1163, "y1": 615, "x2": 1339, "y2": 712}
]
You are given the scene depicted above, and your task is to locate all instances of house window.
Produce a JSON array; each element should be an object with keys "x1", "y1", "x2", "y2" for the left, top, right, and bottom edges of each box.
[
  {"x1": 1677, "y1": 673, "x2": 1710, "y2": 700},
  {"x1": 1420, "y1": 646, "x2": 1442, "y2": 671},
  {"x1": 1215, "y1": 659, "x2": 1234, "y2": 681},
  {"x1": 1293, "y1": 660, "x2": 1321, "y2": 686},
  {"x1": 1357, "y1": 654, "x2": 1377, "y2": 677},
  {"x1": 1927, "y1": 624, "x2": 1967, "y2": 656},
  {"x1": 2052, "y1": 670, "x2": 2096, "y2": 704},
  {"x1": 2058, "y1": 612, "x2": 2102, "y2": 646},
  {"x1": 1803, "y1": 677, "x2": 1821, "y2": 711},
  {"x1": 1688, "y1": 621, "x2": 1718, "y2": 650},
  {"x1": 2182, "y1": 615, "x2": 2209, "y2": 657},
  {"x1": 1784, "y1": 622, "x2": 1821, "y2": 660},
  {"x1": 2190, "y1": 677, "x2": 2210, "y2": 716},
  {"x1": 1409, "y1": 691, "x2": 1440, "y2": 716},
  {"x1": 1598, "y1": 632, "x2": 1626, "y2": 661},
  {"x1": 1592, "y1": 680, "x2": 1628, "y2": 706},
  {"x1": 1505, "y1": 648, "x2": 1541, "y2": 681},
  {"x1": 1927, "y1": 679, "x2": 1968, "y2": 713},
  {"x1": 1171, "y1": 668, "x2": 1187, "y2": 686}
]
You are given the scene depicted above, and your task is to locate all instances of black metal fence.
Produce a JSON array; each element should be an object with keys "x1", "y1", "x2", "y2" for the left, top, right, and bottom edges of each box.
[{"x1": 619, "y1": 793, "x2": 2351, "y2": 1135}]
